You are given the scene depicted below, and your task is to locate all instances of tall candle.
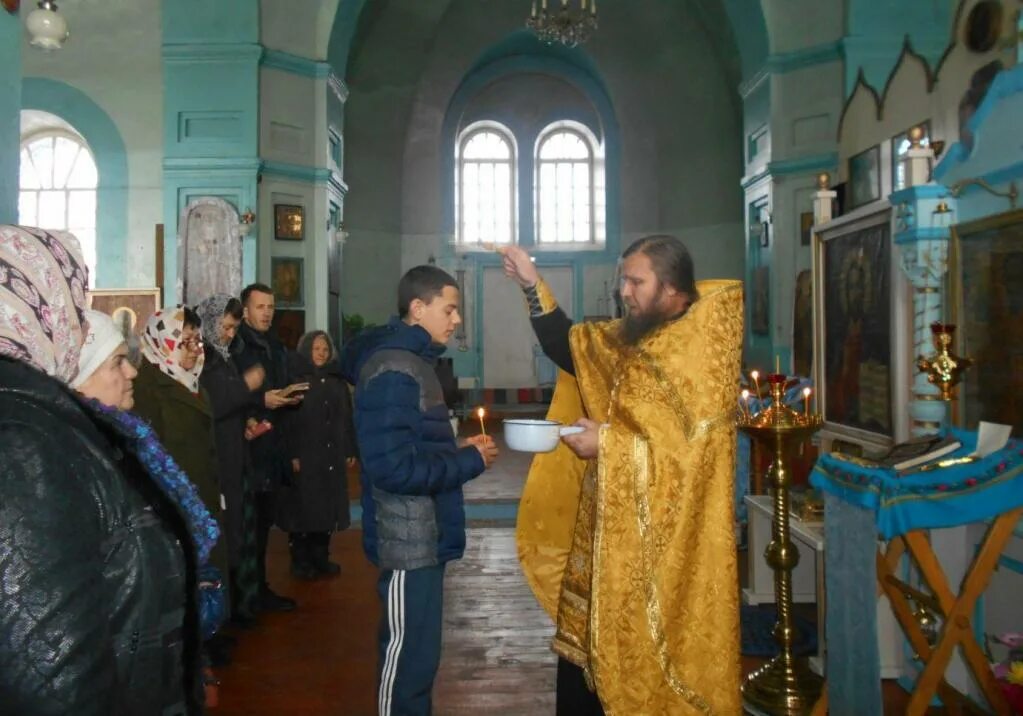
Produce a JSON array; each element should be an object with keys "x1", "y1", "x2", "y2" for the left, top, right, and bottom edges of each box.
[
  {"x1": 803, "y1": 387, "x2": 812, "y2": 417},
  {"x1": 531, "y1": 0, "x2": 537, "y2": 17},
  {"x1": 750, "y1": 370, "x2": 761, "y2": 397},
  {"x1": 591, "y1": 0, "x2": 596, "y2": 14},
  {"x1": 741, "y1": 389, "x2": 752, "y2": 418},
  {"x1": 775, "y1": 355, "x2": 781, "y2": 374},
  {"x1": 477, "y1": 407, "x2": 487, "y2": 437}
]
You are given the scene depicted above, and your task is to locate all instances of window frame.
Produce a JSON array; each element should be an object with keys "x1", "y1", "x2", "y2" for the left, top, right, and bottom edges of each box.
[
  {"x1": 534, "y1": 121, "x2": 602, "y2": 248},
  {"x1": 18, "y1": 129, "x2": 99, "y2": 277},
  {"x1": 455, "y1": 121, "x2": 518, "y2": 250}
]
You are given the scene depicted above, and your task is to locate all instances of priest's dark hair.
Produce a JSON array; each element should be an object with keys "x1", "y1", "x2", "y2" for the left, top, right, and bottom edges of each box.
[
  {"x1": 398, "y1": 265, "x2": 459, "y2": 318},
  {"x1": 623, "y1": 234, "x2": 700, "y2": 302}
]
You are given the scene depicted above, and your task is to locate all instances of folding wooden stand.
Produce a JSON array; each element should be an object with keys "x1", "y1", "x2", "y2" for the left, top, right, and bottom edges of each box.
[{"x1": 811, "y1": 505, "x2": 1023, "y2": 715}]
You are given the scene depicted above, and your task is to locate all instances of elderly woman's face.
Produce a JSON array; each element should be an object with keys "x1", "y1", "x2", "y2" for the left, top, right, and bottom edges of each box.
[
  {"x1": 178, "y1": 324, "x2": 203, "y2": 371},
  {"x1": 311, "y1": 335, "x2": 331, "y2": 367},
  {"x1": 78, "y1": 343, "x2": 137, "y2": 410}
]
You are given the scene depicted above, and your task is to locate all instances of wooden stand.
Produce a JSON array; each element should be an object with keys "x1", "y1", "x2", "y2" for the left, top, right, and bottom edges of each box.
[{"x1": 812, "y1": 506, "x2": 1023, "y2": 715}]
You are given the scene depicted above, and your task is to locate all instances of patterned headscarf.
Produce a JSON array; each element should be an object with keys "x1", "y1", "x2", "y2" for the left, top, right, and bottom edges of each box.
[
  {"x1": 141, "y1": 306, "x2": 205, "y2": 393},
  {"x1": 195, "y1": 293, "x2": 234, "y2": 361},
  {"x1": 0, "y1": 225, "x2": 89, "y2": 383}
]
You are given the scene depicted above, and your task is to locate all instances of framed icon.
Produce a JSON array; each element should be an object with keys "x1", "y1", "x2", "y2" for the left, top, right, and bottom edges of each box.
[
  {"x1": 274, "y1": 204, "x2": 304, "y2": 241},
  {"x1": 271, "y1": 257, "x2": 304, "y2": 308}
]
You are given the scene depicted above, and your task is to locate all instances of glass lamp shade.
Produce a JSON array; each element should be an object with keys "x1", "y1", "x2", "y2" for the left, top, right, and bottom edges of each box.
[{"x1": 26, "y1": 2, "x2": 68, "y2": 51}]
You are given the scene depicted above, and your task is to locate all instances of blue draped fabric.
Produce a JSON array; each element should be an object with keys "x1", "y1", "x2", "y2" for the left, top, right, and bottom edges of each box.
[
  {"x1": 811, "y1": 430, "x2": 1023, "y2": 539},
  {"x1": 823, "y1": 494, "x2": 882, "y2": 715},
  {"x1": 812, "y1": 430, "x2": 1023, "y2": 714}
]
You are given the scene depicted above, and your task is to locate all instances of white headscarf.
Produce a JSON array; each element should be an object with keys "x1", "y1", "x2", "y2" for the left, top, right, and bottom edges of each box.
[
  {"x1": 0, "y1": 225, "x2": 89, "y2": 383},
  {"x1": 71, "y1": 309, "x2": 127, "y2": 389}
]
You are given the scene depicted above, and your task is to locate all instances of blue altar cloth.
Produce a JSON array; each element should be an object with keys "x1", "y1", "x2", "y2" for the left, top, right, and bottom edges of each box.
[
  {"x1": 812, "y1": 430, "x2": 1023, "y2": 715},
  {"x1": 810, "y1": 429, "x2": 1023, "y2": 539}
]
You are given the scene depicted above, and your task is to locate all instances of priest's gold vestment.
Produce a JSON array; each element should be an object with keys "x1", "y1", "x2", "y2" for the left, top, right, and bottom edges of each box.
[{"x1": 517, "y1": 279, "x2": 743, "y2": 715}]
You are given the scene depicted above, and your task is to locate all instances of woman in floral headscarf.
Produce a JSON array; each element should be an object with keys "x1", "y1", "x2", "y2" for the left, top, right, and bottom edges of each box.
[
  {"x1": 0, "y1": 226, "x2": 205, "y2": 714},
  {"x1": 133, "y1": 306, "x2": 230, "y2": 598}
]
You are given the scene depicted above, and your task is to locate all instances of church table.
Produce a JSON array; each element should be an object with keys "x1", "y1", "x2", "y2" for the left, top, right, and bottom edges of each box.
[{"x1": 809, "y1": 430, "x2": 1023, "y2": 715}]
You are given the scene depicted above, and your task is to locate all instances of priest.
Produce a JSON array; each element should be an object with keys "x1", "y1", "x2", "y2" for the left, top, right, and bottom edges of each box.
[{"x1": 502, "y1": 236, "x2": 743, "y2": 715}]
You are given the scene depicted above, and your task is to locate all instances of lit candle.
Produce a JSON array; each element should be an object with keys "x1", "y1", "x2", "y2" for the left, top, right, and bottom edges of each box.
[
  {"x1": 750, "y1": 369, "x2": 761, "y2": 398},
  {"x1": 741, "y1": 389, "x2": 752, "y2": 418},
  {"x1": 803, "y1": 387, "x2": 812, "y2": 417},
  {"x1": 477, "y1": 407, "x2": 487, "y2": 437}
]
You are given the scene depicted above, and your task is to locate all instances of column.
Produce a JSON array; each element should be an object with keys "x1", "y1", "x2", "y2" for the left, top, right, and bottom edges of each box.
[
  {"x1": 0, "y1": 9, "x2": 22, "y2": 224},
  {"x1": 892, "y1": 127, "x2": 950, "y2": 437}
]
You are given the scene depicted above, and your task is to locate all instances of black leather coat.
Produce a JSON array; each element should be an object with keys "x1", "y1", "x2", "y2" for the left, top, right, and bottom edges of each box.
[{"x1": 0, "y1": 357, "x2": 202, "y2": 715}]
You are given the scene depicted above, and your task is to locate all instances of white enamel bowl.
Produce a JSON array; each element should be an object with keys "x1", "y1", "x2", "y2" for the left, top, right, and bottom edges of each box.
[{"x1": 503, "y1": 418, "x2": 585, "y2": 453}]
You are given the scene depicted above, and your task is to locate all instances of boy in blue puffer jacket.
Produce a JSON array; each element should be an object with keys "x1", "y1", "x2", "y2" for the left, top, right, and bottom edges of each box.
[{"x1": 340, "y1": 265, "x2": 498, "y2": 716}]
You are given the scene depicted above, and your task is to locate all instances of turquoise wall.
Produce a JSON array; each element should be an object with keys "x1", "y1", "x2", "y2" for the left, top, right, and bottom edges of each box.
[
  {"x1": 721, "y1": 0, "x2": 769, "y2": 80},
  {"x1": 161, "y1": 0, "x2": 261, "y2": 298},
  {"x1": 0, "y1": 12, "x2": 21, "y2": 224},
  {"x1": 844, "y1": 0, "x2": 952, "y2": 95},
  {"x1": 21, "y1": 79, "x2": 129, "y2": 289}
]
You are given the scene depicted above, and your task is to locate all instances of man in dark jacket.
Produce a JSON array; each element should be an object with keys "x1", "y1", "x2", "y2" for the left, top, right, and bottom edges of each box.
[
  {"x1": 341, "y1": 266, "x2": 498, "y2": 716},
  {"x1": 232, "y1": 282, "x2": 305, "y2": 612}
]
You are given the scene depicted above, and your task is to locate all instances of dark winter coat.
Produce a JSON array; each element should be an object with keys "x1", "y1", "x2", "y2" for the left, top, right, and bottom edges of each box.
[
  {"x1": 232, "y1": 322, "x2": 295, "y2": 492},
  {"x1": 277, "y1": 348, "x2": 357, "y2": 533},
  {"x1": 340, "y1": 318, "x2": 486, "y2": 569},
  {"x1": 0, "y1": 357, "x2": 203, "y2": 715},
  {"x1": 199, "y1": 345, "x2": 261, "y2": 562},
  {"x1": 132, "y1": 360, "x2": 229, "y2": 581}
]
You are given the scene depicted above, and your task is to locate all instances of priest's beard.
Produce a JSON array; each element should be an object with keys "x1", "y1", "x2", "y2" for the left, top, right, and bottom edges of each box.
[
  {"x1": 620, "y1": 289, "x2": 673, "y2": 346},
  {"x1": 619, "y1": 309, "x2": 670, "y2": 345}
]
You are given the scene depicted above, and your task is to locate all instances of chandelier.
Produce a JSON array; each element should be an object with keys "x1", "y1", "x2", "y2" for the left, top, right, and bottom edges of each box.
[{"x1": 526, "y1": 0, "x2": 597, "y2": 48}]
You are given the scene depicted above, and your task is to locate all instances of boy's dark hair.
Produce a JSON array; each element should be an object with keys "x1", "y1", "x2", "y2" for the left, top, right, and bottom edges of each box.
[
  {"x1": 223, "y1": 297, "x2": 244, "y2": 321},
  {"x1": 241, "y1": 282, "x2": 274, "y2": 306},
  {"x1": 398, "y1": 266, "x2": 458, "y2": 319},
  {"x1": 183, "y1": 306, "x2": 202, "y2": 330}
]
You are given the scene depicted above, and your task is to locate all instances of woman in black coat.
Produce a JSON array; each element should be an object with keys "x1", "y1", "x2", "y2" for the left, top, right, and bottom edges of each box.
[
  {"x1": 197, "y1": 294, "x2": 264, "y2": 621},
  {"x1": 0, "y1": 226, "x2": 204, "y2": 714},
  {"x1": 279, "y1": 330, "x2": 357, "y2": 578}
]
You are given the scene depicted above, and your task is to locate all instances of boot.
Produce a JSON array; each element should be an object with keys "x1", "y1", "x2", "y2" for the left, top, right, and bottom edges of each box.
[
  {"x1": 310, "y1": 532, "x2": 341, "y2": 577},
  {"x1": 289, "y1": 533, "x2": 318, "y2": 580}
]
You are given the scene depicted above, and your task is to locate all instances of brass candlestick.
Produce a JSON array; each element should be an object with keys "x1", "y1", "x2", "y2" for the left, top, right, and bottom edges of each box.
[
  {"x1": 737, "y1": 373, "x2": 823, "y2": 715},
  {"x1": 916, "y1": 322, "x2": 972, "y2": 402}
]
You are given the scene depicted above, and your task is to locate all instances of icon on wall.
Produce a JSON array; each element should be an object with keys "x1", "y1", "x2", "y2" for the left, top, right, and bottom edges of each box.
[
  {"x1": 274, "y1": 204, "x2": 304, "y2": 241},
  {"x1": 271, "y1": 257, "x2": 304, "y2": 308}
]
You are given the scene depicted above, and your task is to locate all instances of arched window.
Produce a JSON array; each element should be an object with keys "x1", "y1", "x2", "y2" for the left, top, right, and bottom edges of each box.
[
  {"x1": 19, "y1": 132, "x2": 98, "y2": 279},
  {"x1": 535, "y1": 123, "x2": 603, "y2": 245},
  {"x1": 456, "y1": 123, "x2": 516, "y2": 246}
]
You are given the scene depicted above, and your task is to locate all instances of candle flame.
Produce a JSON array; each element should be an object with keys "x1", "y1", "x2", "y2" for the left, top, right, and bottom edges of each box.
[
  {"x1": 803, "y1": 387, "x2": 811, "y2": 397},
  {"x1": 741, "y1": 389, "x2": 750, "y2": 400},
  {"x1": 750, "y1": 370, "x2": 759, "y2": 380},
  {"x1": 477, "y1": 407, "x2": 485, "y2": 419}
]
